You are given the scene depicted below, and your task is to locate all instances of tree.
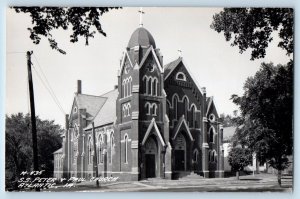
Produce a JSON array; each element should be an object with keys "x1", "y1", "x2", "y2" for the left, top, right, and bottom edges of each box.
[
  {"x1": 211, "y1": 8, "x2": 293, "y2": 60},
  {"x1": 219, "y1": 113, "x2": 235, "y2": 127},
  {"x1": 230, "y1": 62, "x2": 293, "y2": 185},
  {"x1": 228, "y1": 147, "x2": 252, "y2": 180},
  {"x1": 14, "y1": 7, "x2": 120, "y2": 54},
  {"x1": 5, "y1": 113, "x2": 63, "y2": 190}
]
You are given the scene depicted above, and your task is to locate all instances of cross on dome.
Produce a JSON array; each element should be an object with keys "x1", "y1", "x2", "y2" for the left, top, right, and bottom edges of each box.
[{"x1": 138, "y1": 7, "x2": 145, "y2": 27}]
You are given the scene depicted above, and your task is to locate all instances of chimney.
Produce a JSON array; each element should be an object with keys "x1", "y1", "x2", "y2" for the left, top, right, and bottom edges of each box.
[{"x1": 77, "y1": 80, "x2": 82, "y2": 94}]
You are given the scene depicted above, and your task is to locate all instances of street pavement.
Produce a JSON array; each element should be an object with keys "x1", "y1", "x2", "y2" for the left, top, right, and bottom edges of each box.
[{"x1": 48, "y1": 173, "x2": 292, "y2": 192}]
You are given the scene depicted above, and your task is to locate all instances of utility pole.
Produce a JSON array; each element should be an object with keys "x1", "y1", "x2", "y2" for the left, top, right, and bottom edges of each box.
[{"x1": 27, "y1": 51, "x2": 39, "y2": 173}]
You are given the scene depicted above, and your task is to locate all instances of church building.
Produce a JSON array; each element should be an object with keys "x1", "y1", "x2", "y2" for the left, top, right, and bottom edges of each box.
[{"x1": 53, "y1": 26, "x2": 224, "y2": 181}]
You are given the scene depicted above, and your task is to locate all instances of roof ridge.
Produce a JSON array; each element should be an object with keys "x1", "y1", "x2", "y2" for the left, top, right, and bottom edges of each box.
[
  {"x1": 87, "y1": 89, "x2": 118, "y2": 126},
  {"x1": 87, "y1": 97, "x2": 109, "y2": 124},
  {"x1": 164, "y1": 57, "x2": 182, "y2": 68},
  {"x1": 163, "y1": 57, "x2": 182, "y2": 80},
  {"x1": 100, "y1": 88, "x2": 118, "y2": 97}
]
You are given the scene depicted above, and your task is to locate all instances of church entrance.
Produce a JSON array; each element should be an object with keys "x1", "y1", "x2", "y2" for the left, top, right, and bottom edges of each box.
[
  {"x1": 145, "y1": 154, "x2": 156, "y2": 178},
  {"x1": 175, "y1": 150, "x2": 185, "y2": 171},
  {"x1": 144, "y1": 136, "x2": 158, "y2": 178},
  {"x1": 174, "y1": 132, "x2": 186, "y2": 171}
]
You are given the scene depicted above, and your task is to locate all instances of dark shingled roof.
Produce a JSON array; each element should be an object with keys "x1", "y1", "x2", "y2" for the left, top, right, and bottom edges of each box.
[
  {"x1": 128, "y1": 27, "x2": 156, "y2": 48},
  {"x1": 85, "y1": 89, "x2": 119, "y2": 129},
  {"x1": 76, "y1": 94, "x2": 107, "y2": 120},
  {"x1": 164, "y1": 57, "x2": 182, "y2": 80}
]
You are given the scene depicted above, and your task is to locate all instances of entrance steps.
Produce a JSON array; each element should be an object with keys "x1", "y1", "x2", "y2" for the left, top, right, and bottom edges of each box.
[
  {"x1": 180, "y1": 172, "x2": 204, "y2": 180},
  {"x1": 173, "y1": 171, "x2": 204, "y2": 180}
]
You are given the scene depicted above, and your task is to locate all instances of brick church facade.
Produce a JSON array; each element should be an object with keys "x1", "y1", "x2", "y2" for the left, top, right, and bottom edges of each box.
[{"x1": 53, "y1": 27, "x2": 224, "y2": 181}]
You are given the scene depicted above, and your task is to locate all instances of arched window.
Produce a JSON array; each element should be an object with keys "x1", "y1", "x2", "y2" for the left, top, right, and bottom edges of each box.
[
  {"x1": 152, "y1": 78, "x2": 158, "y2": 96},
  {"x1": 124, "y1": 135, "x2": 128, "y2": 163},
  {"x1": 148, "y1": 77, "x2": 152, "y2": 95},
  {"x1": 122, "y1": 79, "x2": 126, "y2": 98},
  {"x1": 176, "y1": 72, "x2": 187, "y2": 81},
  {"x1": 122, "y1": 104, "x2": 126, "y2": 117},
  {"x1": 183, "y1": 97, "x2": 189, "y2": 121},
  {"x1": 145, "y1": 102, "x2": 151, "y2": 115},
  {"x1": 209, "y1": 127, "x2": 214, "y2": 143},
  {"x1": 110, "y1": 133, "x2": 114, "y2": 164},
  {"x1": 191, "y1": 105, "x2": 196, "y2": 127},
  {"x1": 88, "y1": 137, "x2": 93, "y2": 165},
  {"x1": 128, "y1": 77, "x2": 132, "y2": 96},
  {"x1": 142, "y1": 76, "x2": 148, "y2": 94},
  {"x1": 122, "y1": 103, "x2": 131, "y2": 117},
  {"x1": 127, "y1": 103, "x2": 131, "y2": 116},
  {"x1": 152, "y1": 103, "x2": 157, "y2": 116},
  {"x1": 125, "y1": 78, "x2": 129, "y2": 97},
  {"x1": 173, "y1": 95, "x2": 179, "y2": 120}
]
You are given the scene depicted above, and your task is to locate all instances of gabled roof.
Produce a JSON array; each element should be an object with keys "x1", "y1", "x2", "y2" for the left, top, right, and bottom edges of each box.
[
  {"x1": 85, "y1": 89, "x2": 119, "y2": 130},
  {"x1": 75, "y1": 94, "x2": 107, "y2": 120},
  {"x1": 119, "y1": 51, "x2": 134, "y2": 76},
  {"x1": 172, "y1": 115, "x2": 194, "y2": 141},
  {"x1": 206, "y1": 96, "x2": 219, "y2": 117},
  {"x1": 141, "y1": 118, "x2": 166, "y2": 147},
  {"x1": 139, "y1": 46, "x2": 163, "y2": 73},
  {"x1": 164, "y1": 57, "x2": 182, "y2": 80}
]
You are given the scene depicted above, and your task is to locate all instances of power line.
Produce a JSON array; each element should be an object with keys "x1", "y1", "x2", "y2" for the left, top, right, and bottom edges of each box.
[
  {"x1": 32, "y1": 53, "x2": 66, "y2": 115},
  {"x1": 30, "y1": 53, "x2": 66, "y2": 115},
  {"x1": 31, "y1": 64, "x2": 66, "y2": 115}
]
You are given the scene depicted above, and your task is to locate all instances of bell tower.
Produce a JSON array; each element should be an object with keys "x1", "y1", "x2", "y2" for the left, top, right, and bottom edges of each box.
[{"x1": 115, "y1": 25, "x2": 171, "y2": 180}]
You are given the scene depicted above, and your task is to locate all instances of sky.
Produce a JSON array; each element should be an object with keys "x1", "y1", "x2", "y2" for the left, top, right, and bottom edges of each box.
[{"x1": 6, "y1": 7, "x2": 292, "y2": 127}]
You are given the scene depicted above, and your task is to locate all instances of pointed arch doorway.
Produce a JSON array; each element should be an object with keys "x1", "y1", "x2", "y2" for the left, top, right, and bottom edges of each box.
[
  {"x1": 144, "y1": 136, "x2": 158, "y2": 178},
  {"x1": 174, "y1": 132, "x2": 187, "y2": 171}
]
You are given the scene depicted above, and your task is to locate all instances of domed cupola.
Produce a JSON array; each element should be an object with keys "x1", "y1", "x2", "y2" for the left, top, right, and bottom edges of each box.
[{"x1": 127, "y1": 27, "x2": 156, "y2": 49}]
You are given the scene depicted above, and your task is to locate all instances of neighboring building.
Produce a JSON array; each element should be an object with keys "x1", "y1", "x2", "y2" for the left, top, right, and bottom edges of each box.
[
  {"x1": 223, "y1": 126, "x2": 266, "y2": 175},
  {"x1": 54, "y1": 26, "x2": 224, "y2": 181},
  {"x1": 53, "y1": 148, "x2": 63, "y2": 179}
]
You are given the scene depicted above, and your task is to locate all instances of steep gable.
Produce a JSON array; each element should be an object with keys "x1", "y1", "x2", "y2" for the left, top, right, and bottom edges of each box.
[
  {"x1": 164, "y1": 57, "x2": 182, "y2": 80},
  {"x1": 206, "y1": 97, "x2": 219, "y2": 118},
  {"x1": 139, "y1": 46, "x2": 163, "y2": 73},
  {"x1": 164, "y1": 58, "x2": 203, "y2": 99},
  {"x1": 69, "y1": 94, "x2": 107, "y2": 122},
  {"x1": 119, "y1": 51, "x2": 134, "y2": 76}
]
